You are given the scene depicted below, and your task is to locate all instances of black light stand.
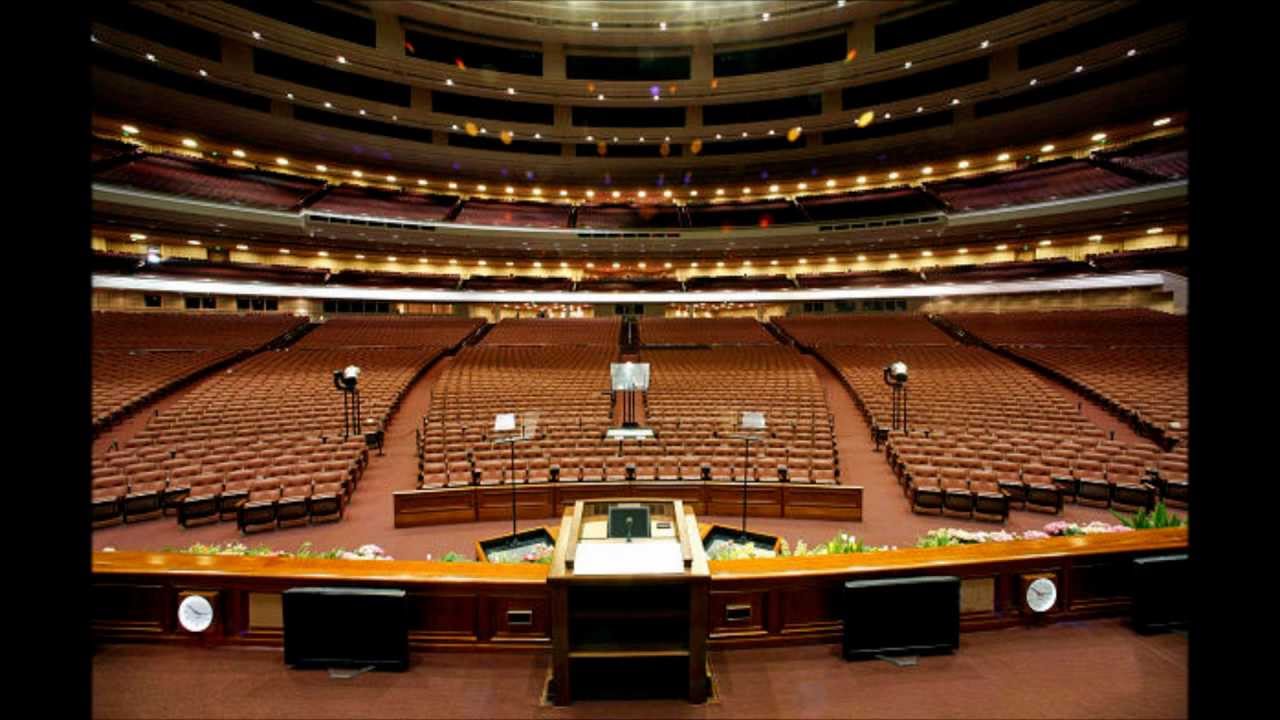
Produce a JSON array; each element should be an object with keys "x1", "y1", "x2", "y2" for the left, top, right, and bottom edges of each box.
[
  {"x1": 333, "y1": 367, "x2": 363, "y2": 440},
  {"x1": 727, "y1": 412, "x2": 766, "y2": 541},
  {"x1": 883, "y1": 362, "x2": 909, "y2": 434}
]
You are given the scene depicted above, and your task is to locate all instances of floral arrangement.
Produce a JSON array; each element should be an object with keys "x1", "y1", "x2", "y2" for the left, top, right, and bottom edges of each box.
[
  {"x1": 917, "y1": 521, "x2": 1132, "y2": 548},
  {"x1": 154, "y1": 541, "x2": 394, "y2": 560},
  {"x1": 439, "y1": 551, "x2": 471, "y2": 563},
  {"x1": 486, "y1": 542, "x2": 555, "y2": 564},
  {"x1": 1042, "y1": 520, "x2": 1133, "y2": 537},
  {"x1": 708, "y1": 531, "x2": 893, "y2": 561}
]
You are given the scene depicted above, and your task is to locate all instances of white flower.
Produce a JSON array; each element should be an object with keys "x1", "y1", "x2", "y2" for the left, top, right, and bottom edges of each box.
[{"x1": 355, "y1": 544, "x2": 385, "y2": 557}]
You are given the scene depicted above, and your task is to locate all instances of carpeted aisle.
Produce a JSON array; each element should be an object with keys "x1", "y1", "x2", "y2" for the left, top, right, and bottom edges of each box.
[{"x1": 91, "y1": 618, "x2": 1187, "y2": 719}]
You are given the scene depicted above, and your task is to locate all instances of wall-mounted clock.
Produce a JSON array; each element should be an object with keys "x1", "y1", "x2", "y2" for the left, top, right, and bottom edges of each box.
[
  {"x1": 177, "y1": 594, "x2": 215, "y2": 633},
  {"x1": 1020, "y1": 574, "x2": 1058, "y2": 614}
]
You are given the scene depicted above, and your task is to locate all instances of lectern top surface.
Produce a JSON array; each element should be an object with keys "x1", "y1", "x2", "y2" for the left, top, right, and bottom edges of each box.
[{"x1": 572, "y1": 541, "x2": 685, "y2": 576}]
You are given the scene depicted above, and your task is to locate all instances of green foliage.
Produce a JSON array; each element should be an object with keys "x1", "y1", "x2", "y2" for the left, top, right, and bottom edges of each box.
[
  {"x1": 440, "y1": 551, "x2": 470, "y2": 563},
  {"x1": 1111, "y1": 502, "x2": 1186, "y2": 530}
]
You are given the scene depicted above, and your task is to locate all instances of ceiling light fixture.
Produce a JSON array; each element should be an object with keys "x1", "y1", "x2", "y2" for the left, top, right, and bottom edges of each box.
[
  {"x1": 336, "y1": 55, "x2": 347, "y2": 64},
  {"x1": 121, "y1": 124, "x2": 139, "y2": 135},
  {"x1": 996, "y1": 244, "x2": 1008, "y2": 251},
  {"x1": 1153, "y1": 117, "x2": 1172, "y2": 127},
  {"x1": 1092, "y1": 132, "x2": 1107, "y2": 142},
  {"x1": 856, "y1": 176, "x2": 867, "y2": 184},
  {"x1": 1089, "y1": 234, "x2": 1103, "y2": 241},
  {"x1": 235, "y1": 244, "x2": 249, "y2": 251},
  {"x1": 276, "y1": 157, "x2": 289, "y2": 166},
  {"x1": 1040, "y1": 144, "x2": 1055, "y2": 153},
  {"x1": 232, "y1": 149, "x2": 246, "y2": 158},
  {"x1": 997, "y1": 152, "x2": 1010, "y2": 161},
  {"x1": 957, "y1": 160, "x2": 969, "y2": 169},
  {"x1": 352, "y1": 170, "x2": 363, "y2": 177},
  {"x1": 1147, "y1": 227, "x2": 1164, "y2": 234},
  {"x1": 181, "y1": 138, "x2": 198, "y2": 148}
]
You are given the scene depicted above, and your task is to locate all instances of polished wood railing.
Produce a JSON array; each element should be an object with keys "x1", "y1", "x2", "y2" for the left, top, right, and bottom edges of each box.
[{"x1": 91, "y1": 527, "x2": 1186, "y2": 650}]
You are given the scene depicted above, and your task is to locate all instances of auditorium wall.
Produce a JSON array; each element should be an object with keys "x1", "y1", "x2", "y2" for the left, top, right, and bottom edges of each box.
[{"x1": 916, "y1": 286, "x2": 1178, "y2": 314}]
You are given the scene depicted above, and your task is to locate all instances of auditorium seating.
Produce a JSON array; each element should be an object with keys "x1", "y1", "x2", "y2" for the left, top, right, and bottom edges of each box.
[
  {"x1": 686, "y1": 200, "x2": 807, "y2": 228},
  {"x1": 797, "y1": 187, "x2": 945, "y2": 221},
  {"x1": 91, "y1": 316, "x2": 479, "y2": 530},
  {"x1": 417, "y1": 318, "x2": 837, "y2": 489},
  {"x1": 452, "y1": 199, "x2": 570, "y2": 228},
  {"x1": 462, "y1": 275, "x2": 575, "y2": 292},
  {"x1": 944, "y1": 310, "x2": 1189, "y2": 451},
  {"x1": 328, "y1": 270, "x2": 461, "y2": 289},
  {"x1": 575, "y1": 277, "x2": 685, "y2": 292},
  {"x1": 482, "y1": 317, "x2": 621, "y2": 346},
  {"x1": 576, "y1": 203, "x2": 683, "y2": 229},
  {"x1": 307, "y1": 186, "x2": 459, "y2": 222},
  {"x1": 776, "y1": 314, "x2": 1175, "y2": 519},
  {"x1": 92, "y1": 312, "x2": 306, "y2": 428},
  {"x1": 639, "y1": 318, "x2": 777, "y2": 346},
  {"x1": 419, "y1": 343, "x2": 618, "y2": 487},
  {"x1": 641, "y1": 347, "x2": 838, "y2": 484},
  {"x1": 94, "y1": 155, "x2": 324, "y2": 210},
  {"x1": 684, "y1": 274, "x2": 795, "y2": 291},
  {"x1": 926, "y1": 159, "x2": 1140, "y2": 212},
  {"x1": 1097, "y1": 135, "x2": 1188, "y2": 181}
]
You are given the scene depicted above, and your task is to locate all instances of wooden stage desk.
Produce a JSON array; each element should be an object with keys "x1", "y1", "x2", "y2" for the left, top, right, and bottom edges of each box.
[{"x1": 547, "y1": 498, "x2": 710, "y2": 705}]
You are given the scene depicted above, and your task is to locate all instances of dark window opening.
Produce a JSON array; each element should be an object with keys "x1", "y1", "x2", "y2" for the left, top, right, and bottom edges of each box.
[
  {"x1": 714, "y1": 33, "x2": 847, "y2": 76},
  {"x1": 91, "y1": 47, "x2": 271, "y2": 113},
  {"x1": 703, "y1": 95, "x2": 822, "y2": 125},
  {"x1": 227, "y1": 1, "x2": 376, "y2": 47},
  {"x1": 976, "y1": 44, "x2": 1186, "y2": 118},
  {"x1": 842, "y1": 57, "x2": 989, "y2": 109},
  {"x1": 572, "y1": 105, "x2": 686, "y2": 128},
  {"x1": 432, "y1": 90, "x2": 554, "y2": 124},
  {"x1": 254, "y1": 48, "x2": 411, "y2": 106},
  {"x1": 91, "y1": 4, "x2": 222, "y2": 61},
  {"x1": 143, "y1": 294, "x2": 162, "y2": 308},
  {"x1": 293, "y1": 106, "x2": 434, "y2": 143},
  {"x1": 404, "y1": 27, "x2": 542, "y2": 76},
  {"x1": 876, "y1": 1, "x2": 1047, "y2": 52},
  {"x1": 184, "y1": 296, "x2": 201, "y2": 310},
  {"x1": 567, "y1": 54, "x2": 690, "y2": 80},
  {"x1": 1018, "y1": 0, "x2": 1187, "y2": 69}
]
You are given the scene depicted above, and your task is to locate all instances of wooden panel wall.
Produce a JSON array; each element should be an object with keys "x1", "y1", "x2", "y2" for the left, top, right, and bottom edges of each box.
[{"x1": 394, "y1": 482, "x2": 864, "y2": 528}]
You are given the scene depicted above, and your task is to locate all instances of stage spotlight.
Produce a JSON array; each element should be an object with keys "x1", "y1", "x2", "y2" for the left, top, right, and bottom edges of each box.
[{"x1": 883, "y1": 361, "x2": 908, "y2": 386}]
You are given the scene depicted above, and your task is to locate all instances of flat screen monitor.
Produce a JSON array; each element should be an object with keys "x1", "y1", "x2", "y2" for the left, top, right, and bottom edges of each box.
[
  {"x1": 283, "y1": 587, "x2": 409, "y2": 671},
  {"x1": 1132, "y1": 554, "x2": 1188, "y2": 633},
  {"x1": 607, "y1": 505, "x2": 651, "y2": 539},
  {"x1": 842, "y1": 576, "x2": 960, "y2": 660}
]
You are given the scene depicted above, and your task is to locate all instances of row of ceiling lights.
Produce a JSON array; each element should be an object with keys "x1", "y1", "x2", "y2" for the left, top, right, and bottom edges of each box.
[
  {"x1": 116, "y1": 22, "x2": 1148, "y2": 113},
  {"x1": 125, "y1": 228, "x2": 1168, "y2": 265},
  {"x1": 128, "y1": 120, "x2": 1172, "y2": 201}
]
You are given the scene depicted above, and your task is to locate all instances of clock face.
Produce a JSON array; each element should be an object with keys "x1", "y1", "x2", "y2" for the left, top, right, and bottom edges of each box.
[
  {"x1": 1026, "y1": 577, "x2": 1057, "y2": 613},
  {"x1": 178, "y1": 595, "x2": 214, "y2": 633}
]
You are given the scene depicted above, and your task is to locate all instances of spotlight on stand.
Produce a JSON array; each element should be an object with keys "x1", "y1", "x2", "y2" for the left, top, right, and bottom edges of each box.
[
  {"x1": 332, "y1": 365, "x2": 362, "y2": 439},
  {"x1": 882, "y1": 361, "x2": 909, "y2": 436},
  {"x1": 883, "y1": 361, "x2": 908, "y2": 386}
]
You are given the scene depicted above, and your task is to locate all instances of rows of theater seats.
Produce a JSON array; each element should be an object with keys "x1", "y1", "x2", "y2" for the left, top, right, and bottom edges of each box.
[
  {"x1": 92, "y1": 316, "x2": 480, "y2": 532},
  {"x1": 641, "y1": 347, "x2": 837, "y2": 483},
  {"x1": 775, "y1": 314, "x2": 1186, "y2": 520},
  {"x1": 95, "y1": 155, "x2": 323, "y2": 210},
  {"x1": 944, "y1": 310, "x2": 1189, "y2": 446},
  {"x1": 480, "y1": 317, "x2": 621, "y2": 345},
  {"x1": 638, "y1": 317, "x2": 777, "y2": 345},
  {"x1": 418, "y1": 318, "x2": 838, "y2": 487},
  {"x1": 91, "y1": 312, "x2": 306, "y2": 428},
  {"x1": 419, "y1": 344, "x2": 618, "y2": 486}
]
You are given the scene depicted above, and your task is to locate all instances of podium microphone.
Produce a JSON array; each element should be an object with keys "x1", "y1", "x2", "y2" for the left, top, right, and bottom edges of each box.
[{"x1": 625, "y1": 516, "x2": 634, "y2": 543}]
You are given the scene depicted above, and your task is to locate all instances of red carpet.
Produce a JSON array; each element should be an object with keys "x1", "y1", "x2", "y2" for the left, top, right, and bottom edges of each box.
[{"x1": 91, "y1": 618, "x2": 1187, "y2": 718}]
